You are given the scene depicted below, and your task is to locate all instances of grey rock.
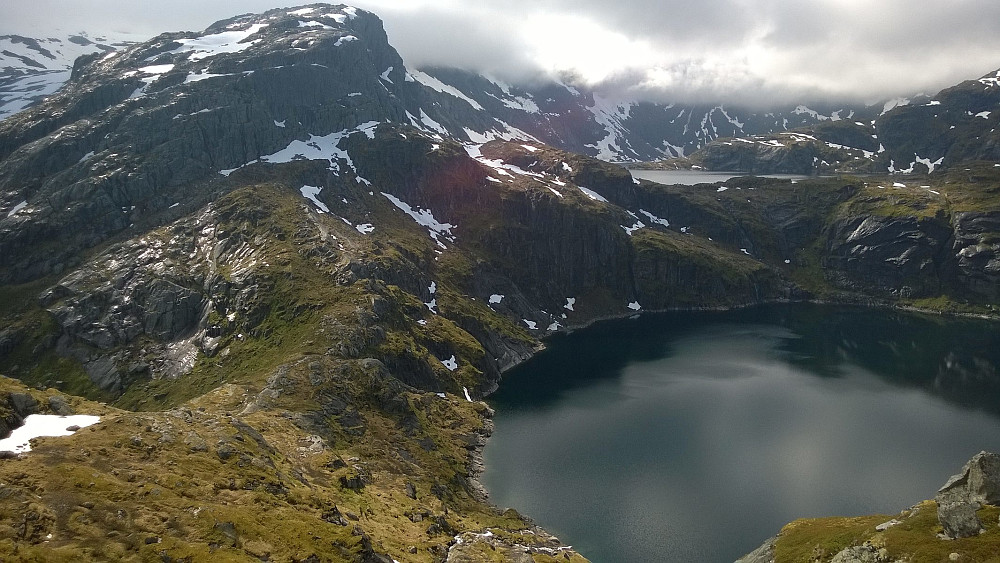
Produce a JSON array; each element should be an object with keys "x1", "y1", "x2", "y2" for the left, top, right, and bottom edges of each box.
[
  {"x1": 8, "y1": 392, "x2": 37, "y2": 416},
  {"x1": 937, "y1": 451, "x2": 1000, "y2": 506},
  {"x1": 830, "y1": 544, "x2": 890, "y2": 563},
  {"x1": 937, "y1": 501, "x2": 983, "y2": 539},
  {"x1": 183, "y1": 432, "x2": 208, "y2": 452},
  {"x1": 735, "y1": 536, "x2": 776, "y2": 563},
  {"x1": 47, "y1": 395, "x2": 73, "y2": 415},
  {"x1": 935, "y1": 451, "x2": 1000, "y2": 539},
  {"x1": 142, "y1": 279, "x2": 203, "y2": 341},
  {"x1": 825, "y1": 214, "x2": 951, "y2": 298},
  {"x1": 82, "y1": 355, "x2": 122, "y2": 394}
]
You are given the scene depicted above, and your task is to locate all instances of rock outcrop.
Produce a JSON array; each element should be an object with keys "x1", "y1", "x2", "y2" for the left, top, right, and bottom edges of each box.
[{"x1": 936, "y1": 451, "x2": 1000, "y2": 538}]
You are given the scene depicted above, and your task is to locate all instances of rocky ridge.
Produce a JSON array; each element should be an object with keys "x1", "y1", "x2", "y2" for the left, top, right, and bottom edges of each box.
[
  {"x1": 666, "y1": 68, "x2": 1000, "y2": 176},
  {"x1": 0, "y1": 21, "x2": 936, "y2": 165}
]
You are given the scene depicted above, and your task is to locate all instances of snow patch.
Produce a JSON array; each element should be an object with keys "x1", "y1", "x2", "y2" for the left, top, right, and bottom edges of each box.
[
  {"x1": 577, "y1": 186, "x2": 608, "y2": 203},
  {"x1": 409, "y1": 70, "x2": 484, "y2": 110},
  {"x1": 299, "y1": 185, "x2": 329, "y2": 213},
  {"x1": 298, "y1": 20, "x2": 333, "y2": 30},
  {"x1": 915, "y1": 155, "x2": 944, "y2": 174},
  {"x1": 627, "y1": 301, "x2": 642, "y2": 311},
  {"x1": 138, "y1": 63, "x2": 174, "y2": 75},
  {"x1": 881, "y1": 97, "x2": 910, "y2": 115},
  {"x1": 0, "y1": 414, "x2": 101, "y2": 454},
  {"x1": 168, "y1": 23, "x2": 268, "y2": 62},
  {"x1": 523, "y1": 319, "x2": 537, "y2": 330},
  {"x1": 489, "y1": 294, "x2": 503, "y2": 304},
  {"x1": 355, "y1": 223, "x2": 374, "y2": 234},
  {"x1": 621, "y1": 219, "x2": 645, "y2": 236},
  {"x1": 381, "y1": 192, "x2": 456, "y2": 249},
  {"x1": 639, "y1": 209, "x2": 669, "y2": 228},
  {"x1": 563, "y1": 297, "x2": 575, "y2": 311},
  {"x1": 441, "y1": 356, "x2": 458, "y2": 371},
  {"x1": 6, "y1": 200, "x2": 28, "y2": 218}
]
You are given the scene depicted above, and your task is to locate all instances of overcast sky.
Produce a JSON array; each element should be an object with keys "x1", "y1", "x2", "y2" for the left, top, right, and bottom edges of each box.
[{"x1": 4, "y1": 0, "x2": 1000, "y2": 105}]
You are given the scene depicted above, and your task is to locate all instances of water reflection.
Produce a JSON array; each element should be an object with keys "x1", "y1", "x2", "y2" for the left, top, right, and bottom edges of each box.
[
  {"x1": 484, "y1": 304, "x2": 1000, "y2": 563},
  {"x1": 493, "y1": 305, "x2": 1000, "y2": 415}
]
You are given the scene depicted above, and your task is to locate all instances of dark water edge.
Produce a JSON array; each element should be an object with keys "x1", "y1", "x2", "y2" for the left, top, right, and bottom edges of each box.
[{"x1": 482, "y1": 304, "x2": 1000, "y2": 563}]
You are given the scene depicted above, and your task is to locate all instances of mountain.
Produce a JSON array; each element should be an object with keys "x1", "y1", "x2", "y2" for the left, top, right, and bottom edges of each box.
[
  {"x1": 0, "y1": 4, "x2": 999, "y2": 561},
  {"x1": 0, "y1": 26, "x2": 930, "y2": 164},
  {"x1": 674, "y1": 68, "x2": 1000, "y2": 175},
  {"x1": 0, "y1": 32, "x2": 135, "y2": 120}
]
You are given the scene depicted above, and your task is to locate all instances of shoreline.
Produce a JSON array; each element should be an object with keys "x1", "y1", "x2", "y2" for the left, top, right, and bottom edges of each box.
[{"x1": 468, "y1": 294, "x2": 1000, "y2": 557}]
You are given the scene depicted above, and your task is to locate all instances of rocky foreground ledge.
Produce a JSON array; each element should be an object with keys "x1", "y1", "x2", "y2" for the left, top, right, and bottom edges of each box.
[{"x1": 738, "y1": 452, "x2": 1000, "y2": 563}]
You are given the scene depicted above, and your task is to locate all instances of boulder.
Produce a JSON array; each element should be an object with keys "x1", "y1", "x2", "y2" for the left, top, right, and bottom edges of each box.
[
  {"x1": 47, "y1": 395, "x2": 73, "y2": 415},
  {"x1": 937, "y1": 451, "x2": 1000, "y2": 506},
  {"x1": 937, "y1": 501, "x2": 983, "y2": 539},
  {"x1": 8, "y1": 392, "x2": 37, "y2": 416},
  {"x1": 830, "y1": 544, "x2": 890, "y2": 563},
  {"x1": 936, "y1": 451, "x2": 1000, "y2": 539}
]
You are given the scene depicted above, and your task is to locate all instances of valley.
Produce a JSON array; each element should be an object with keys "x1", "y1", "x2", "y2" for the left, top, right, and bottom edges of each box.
[{"x1": 0, "y1": 3, "x2": 998, "y2": 562}]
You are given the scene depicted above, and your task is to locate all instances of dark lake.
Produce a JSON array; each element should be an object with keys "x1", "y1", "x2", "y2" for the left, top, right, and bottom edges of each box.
[{"x1": 482, "y1": 304, "x2": 1000, "y2": 562}]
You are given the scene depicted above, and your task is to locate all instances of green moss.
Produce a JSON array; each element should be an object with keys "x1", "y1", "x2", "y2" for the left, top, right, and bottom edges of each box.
[
  {"x1": 774, "y1": 513, "x2": 892, "y2": 562},
  {"x1": 904, "y1": 295, "x2": 996, "y2": 316},
  {"x1": 771, "y1": 501, "x2": 1000, "y2": 563}
]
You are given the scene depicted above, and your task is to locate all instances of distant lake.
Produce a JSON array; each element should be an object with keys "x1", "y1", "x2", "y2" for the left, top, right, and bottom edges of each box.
[
  {"x1": 630, "y1": 169, "x2": 812, "y2": 185},
  {"x1": 483, "y1": 305, "x2": 1000, "y2": 562}
]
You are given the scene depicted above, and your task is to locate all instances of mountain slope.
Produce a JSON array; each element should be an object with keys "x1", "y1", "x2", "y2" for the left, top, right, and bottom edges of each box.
[
  {"x1": 676, "y1": 67, "x2": 1000, "y2": 175},
  {"x1": 0, "y1": 32, "x2": 134, "y2": 120},
  {"x1": 0, "y1": 23, "x2": 935, "y2": 165}
]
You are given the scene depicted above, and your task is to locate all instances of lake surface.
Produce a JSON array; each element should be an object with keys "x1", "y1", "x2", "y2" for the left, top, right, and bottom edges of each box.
[
  {"x1": 482, "y1": 305, "x2": 1000, "y2": 562},
  {"x1": 630, "y1": 169, "x2": 812, "y2": 185}
]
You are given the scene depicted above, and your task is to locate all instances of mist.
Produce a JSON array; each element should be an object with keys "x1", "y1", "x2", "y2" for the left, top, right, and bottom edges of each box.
[{"x1": 3, "y1": 0, "x2": 998, "y2": 105}]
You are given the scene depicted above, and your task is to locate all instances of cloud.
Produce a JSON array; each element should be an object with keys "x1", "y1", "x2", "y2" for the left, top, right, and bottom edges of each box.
[{"x1": 3, "y1": 0, "x2": 999, "y2": 105}]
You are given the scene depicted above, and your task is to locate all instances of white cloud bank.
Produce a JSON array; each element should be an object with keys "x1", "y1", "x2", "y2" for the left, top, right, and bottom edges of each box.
[{"x1": 2, "y1": 1, "x2": 999, "y2": 104}]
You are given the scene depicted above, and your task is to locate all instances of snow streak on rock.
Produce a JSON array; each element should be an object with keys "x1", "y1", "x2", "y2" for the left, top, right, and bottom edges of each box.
[{"x1": 381, "y1": 192, "x2": 456, "y2": 249}]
